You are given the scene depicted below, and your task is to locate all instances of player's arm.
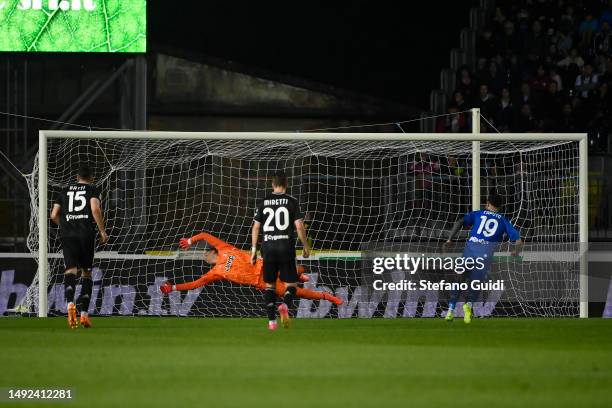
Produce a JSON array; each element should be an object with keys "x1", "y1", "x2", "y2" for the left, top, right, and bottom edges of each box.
[
  {"x1": 293, "y1": 200, "x2": 310, "y2": 258},
  {"x1": 446, "y1": 219, "x2": 464, "y2": 241},
  {"x1": 50, "y1": 204, "x2": 61, "y2": 225},
  {"x1": 50, "y1": 192, "x2": 62, "y2": 225},
  {"x1": 510, "y1": 238, "x2": 524, "y2": 256},
  {"x1": 295, "y1": 219, "x2": 310, "y2": 258},
  {"x1": 160, "y1": 271, "x2": 223, "y2": 293},
  {"x1": 505, "y1": 220, "x2": 523, "y2": 256},
  {"x1": 250, "y1": 201, "x2": 264, "y2": 264},
  {"x1": 180, "y1": 232, "x2": 232, "y2": 251},
  {"x1": 251, "y1": 221, "x2": 261, "y2": 264},
  {"x1": 90, "y1": 197, "x2": 108, "y2": 244},
  {"x1": 443, "y1": 212, "x2": 473, "y2": 250}
]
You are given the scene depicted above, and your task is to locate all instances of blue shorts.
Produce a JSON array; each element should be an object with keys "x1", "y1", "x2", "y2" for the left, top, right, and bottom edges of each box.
[{"x1": 461, "y1": 249, "x2": 492, "y2": 282}]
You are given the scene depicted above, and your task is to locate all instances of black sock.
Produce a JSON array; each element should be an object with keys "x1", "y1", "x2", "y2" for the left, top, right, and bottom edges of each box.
[
  {"x1": 263, "y1": 288, "x2": 276, "y2": 321},
  {"x1": 283, "y1": 286, "x2": 297, "y2": 309},
  {"x1": 79, "y1": 277, "x2": 93, "y2": 314},
  {"x1": 64, "y1": 273, "x2": 76, "y2": 304}
]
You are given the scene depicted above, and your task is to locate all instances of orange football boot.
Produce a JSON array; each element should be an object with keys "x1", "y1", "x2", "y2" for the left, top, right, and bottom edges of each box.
[
  {"x1": 324, "y1": 293, "x2": 344, "y2": 306},
  {"x1": 79, "y1": 314, "x2": 92, "y2": 328},
  {"x1": 67, "y1": 303, "x2": 78, "y2": 329}
]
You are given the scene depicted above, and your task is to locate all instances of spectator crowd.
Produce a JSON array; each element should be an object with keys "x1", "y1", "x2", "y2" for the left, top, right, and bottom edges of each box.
[{"x1": 437, "y1": 0, "x2": 612, "y2": 151}]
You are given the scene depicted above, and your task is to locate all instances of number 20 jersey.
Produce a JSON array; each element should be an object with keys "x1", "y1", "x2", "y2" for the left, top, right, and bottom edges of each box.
[
  {"x1": 253, "y1": 193, "x2": 304, "y2": 259},
  {"x1": 53, "y1": 183, "x2": 100, "y2": 238}
]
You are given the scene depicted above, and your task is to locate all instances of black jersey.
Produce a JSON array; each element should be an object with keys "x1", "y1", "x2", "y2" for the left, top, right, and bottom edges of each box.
[
  {"x1": 53, "y1": 183, "x2": 100, "y2": 238},
  {"x1": 254, "y1": 192, "x2": 304, "y2": 259}
]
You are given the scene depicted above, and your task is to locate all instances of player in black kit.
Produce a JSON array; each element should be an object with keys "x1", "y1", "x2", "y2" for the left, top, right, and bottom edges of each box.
[
  {"x1": 251, "y1": 170, "x2": 310, "y2": 330},
  {"x1": 50, "y1": 164, "x2": 108, "y2": 329}
]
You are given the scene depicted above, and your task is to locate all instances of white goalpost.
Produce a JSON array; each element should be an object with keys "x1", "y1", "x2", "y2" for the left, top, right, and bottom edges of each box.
[{"x1": 28, "y1": 108, "x2": 589, "y2": 318}]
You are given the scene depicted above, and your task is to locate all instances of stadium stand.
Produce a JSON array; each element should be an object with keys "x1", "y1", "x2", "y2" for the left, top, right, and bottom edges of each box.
[{"x1": 431, "y1": 0, "x2": 612, "y2": 154}]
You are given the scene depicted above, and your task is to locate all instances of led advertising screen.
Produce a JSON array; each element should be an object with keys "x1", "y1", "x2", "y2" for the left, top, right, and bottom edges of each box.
[{"x1": 0, "y1": 0, "x2": 146, "y2": 52}]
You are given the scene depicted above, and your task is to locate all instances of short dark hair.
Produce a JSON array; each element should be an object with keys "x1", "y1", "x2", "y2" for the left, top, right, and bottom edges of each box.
[
  {"x1": 204, "y1": 247, "x2": 218, "y2": 255},
  {"x1": 77, "y1": 163, "x2": 93, "y2": 180},
  {"x1": 487, "y1": 191, "x2": 504, "y2": 209},
  {"x1": 271, "y1": 170, "x2": 287, "y2": 188}
]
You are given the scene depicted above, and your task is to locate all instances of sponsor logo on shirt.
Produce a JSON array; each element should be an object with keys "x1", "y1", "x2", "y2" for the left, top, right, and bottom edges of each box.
[
  {"x1": 264, "y1": 234, "x2": 289, "y2": 241},
  {"x1": 468, "y1": 236, "x2": 490, "y2": 244},
  {"x1": 224, "y1": 255, "x2": 235, "y2": 272},
  {"x1": 66, "y1": 214, "x2": 89, "y2": 222}
]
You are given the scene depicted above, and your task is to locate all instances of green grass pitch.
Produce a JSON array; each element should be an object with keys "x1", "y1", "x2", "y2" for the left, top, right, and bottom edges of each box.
[{"x1": 0, "y1": 318, "x2": 611, "y2": 408}]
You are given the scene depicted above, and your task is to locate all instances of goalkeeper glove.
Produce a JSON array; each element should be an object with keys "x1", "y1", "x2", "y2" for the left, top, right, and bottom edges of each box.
[
  {"x1": 160, "y1": 282, "x2": 174, "y2": 294},
  {"x1": 179, "y1": 238, "x2": 192, "y2": 249}
]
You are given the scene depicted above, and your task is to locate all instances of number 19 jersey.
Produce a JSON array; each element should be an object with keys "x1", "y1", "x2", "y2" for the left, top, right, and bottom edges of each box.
[
  {"x1": 462, "y1": 209, "x2": 520, "y2": 259},
  {"x1": 254, "y1": 192, "x2": 304, "y2": 260},
  {"x1": 463, "y1": 210, "x2": 520, "y2": 243}
]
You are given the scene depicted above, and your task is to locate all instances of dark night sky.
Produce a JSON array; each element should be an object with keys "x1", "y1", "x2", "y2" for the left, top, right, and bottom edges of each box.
[{"x1": 149, "y1": 1, "x2": 478, "y2": 109}]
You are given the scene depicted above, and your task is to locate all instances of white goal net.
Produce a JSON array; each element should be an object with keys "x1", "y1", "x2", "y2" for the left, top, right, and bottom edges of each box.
[{"x1": 23, "y1": 132, "x2": 587, "y2": 318}]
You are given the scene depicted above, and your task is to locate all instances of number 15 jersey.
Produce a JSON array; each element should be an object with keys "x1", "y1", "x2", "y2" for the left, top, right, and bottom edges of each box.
[
  {"x1": 53, "y1": 183, "x2": 100, "y2": 238},
  {"x1": 254, "y1": 192, "x2": 304, "y2": 260}
]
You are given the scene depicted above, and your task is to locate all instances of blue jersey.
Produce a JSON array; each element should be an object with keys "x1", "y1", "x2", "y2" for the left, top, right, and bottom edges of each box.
[{"x1": 462, "y1": 210, "x2": 520, "y2": 260}]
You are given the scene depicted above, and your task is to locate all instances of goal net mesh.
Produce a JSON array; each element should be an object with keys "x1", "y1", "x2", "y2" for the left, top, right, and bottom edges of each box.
[{"x1": 24, "y1": 137, "x2": 581, "y2": 317}]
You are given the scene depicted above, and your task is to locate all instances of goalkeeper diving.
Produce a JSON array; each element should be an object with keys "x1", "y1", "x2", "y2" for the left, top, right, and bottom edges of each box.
[
  {"x1": 160, "y1": 232, "x2": 343, "y2": 306},
  {"x1": 443, "y1": 192, "x2": 522, "y2": 323}
]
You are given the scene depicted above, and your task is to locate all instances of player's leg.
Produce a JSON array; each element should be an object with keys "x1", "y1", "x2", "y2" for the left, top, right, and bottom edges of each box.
[
  {"x1": 447, "y1": 288, "x2": 460, "y2": 321},
  {"x1": 463, "y1": 262, "x2": 490, "y2": 324},
  {"x1": 264, "y1": 285, "x2": 277, "y2": 330},
  {"x1": 447, "y1": 249, "x2": 478, "y2": 322},
  {"x1": 446, "y1": 272, "x2": 466, "y2": 321},
  {"x1": 277, "y1": 259, "x2": 298, "y2": 328},
  {"x1": 279, "y1": 260, "x2": 299, "y2": 308},
  {"x1": 64, "y1": 268, "x2": 78, "y2": 329},
  {"x1": 64, "y1": 268, "x2": 78, "y2": 305},
  {"x1": 76, "y1": 233, "x2": 95, "y2": 328},
  {"x1": 78, "y1": 269, "x2": 93, "y2": 328},
  {"x1": 278, "y1": 284, "x2": 296, "y2": 329},
  {"x1": 296, "y1": 287, "x2": 343, "y2": 306},
  {"x1": 275, "y1": 281, "x2": 287, "y2": 297},
  {"x1": 262, "y1": 259, "x2": 279, "y2": 330},
  {"x1": 61, "y1": 237, "x2": 79, "y2": 329}
]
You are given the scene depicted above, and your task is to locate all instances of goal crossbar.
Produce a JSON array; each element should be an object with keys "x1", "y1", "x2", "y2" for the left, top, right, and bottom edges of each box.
[{"x1": 40, "y1": 130, "x2": 587, "y2": 141}]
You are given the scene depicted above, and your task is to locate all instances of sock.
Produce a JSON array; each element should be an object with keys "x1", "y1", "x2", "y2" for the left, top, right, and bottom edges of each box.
[
  {"x1": 282, "y1": 286, "x2": 297, "y2": 309},
  {"x1": 64, "y1": 273, "x2": 76, "y2": 304},
  {"x1": 263, "y1": 288, "x2": 276, "y2": 322},
  {"x1": 79, "y1": 277, "x2": 93, "y2": 315},
  {"x1": 449, "y1": 287, "x2": 460, "y2": 311}
]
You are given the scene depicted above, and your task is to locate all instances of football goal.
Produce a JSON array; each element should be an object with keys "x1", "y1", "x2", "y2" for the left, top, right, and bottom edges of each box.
[{"x1": 25, "y1": 109, "x2": 589, "y2": 318}]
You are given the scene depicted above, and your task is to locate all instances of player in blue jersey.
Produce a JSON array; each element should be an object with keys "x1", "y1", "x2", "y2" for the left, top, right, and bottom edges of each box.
[{"x1": 443, "y1": 192, "x2": 522, "y2": 323}]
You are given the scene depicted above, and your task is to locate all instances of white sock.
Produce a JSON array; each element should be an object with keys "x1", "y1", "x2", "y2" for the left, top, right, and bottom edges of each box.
[{"x1": 269, "y1": 320, "x2": 276, "y2": 325}]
